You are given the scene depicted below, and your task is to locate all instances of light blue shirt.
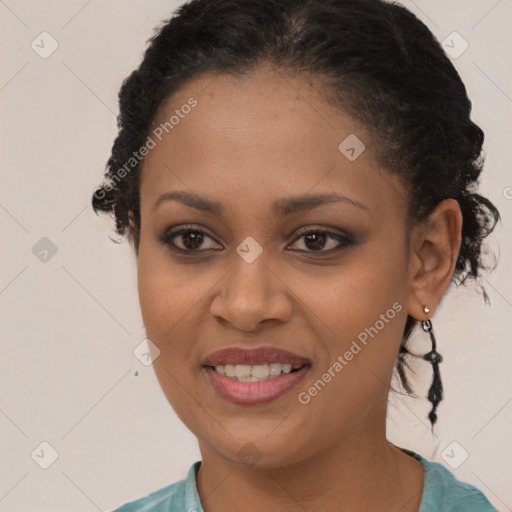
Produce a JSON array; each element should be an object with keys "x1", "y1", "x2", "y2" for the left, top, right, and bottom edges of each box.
[{"x1": 110, "y1": 449, "x2": 497, "y2": 511}]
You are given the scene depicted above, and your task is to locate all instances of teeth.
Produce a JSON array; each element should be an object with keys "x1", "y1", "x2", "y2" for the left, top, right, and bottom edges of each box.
[
  {"x1": 269, "y1": 362, "x2": 281, "y2": 376},
  {"x1": 213, "y1": 362, "x2": 304, "y2": 381},
  {"x1": 224, "y1": 364, "x2": 236, "y2": 377},
  {"x1": 235, "y1": 364, "x2": 251, "y2": 379},
  {"x1": 251, "y1": 363, "x2": 270, "y2": 378},
  {"x1": 282, "y1": 363, "x2": 292, "y2": 374}
]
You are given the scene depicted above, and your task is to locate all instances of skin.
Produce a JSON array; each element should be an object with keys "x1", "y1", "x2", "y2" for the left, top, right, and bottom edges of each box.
[{"x1": 132, "y1": 64, "x2": 462, "y2": 512}]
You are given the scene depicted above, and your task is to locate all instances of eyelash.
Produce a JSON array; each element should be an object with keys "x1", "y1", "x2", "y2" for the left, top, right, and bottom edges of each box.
[{"x1": 158, "y1": 224, "x2": 354, "y2": 255}]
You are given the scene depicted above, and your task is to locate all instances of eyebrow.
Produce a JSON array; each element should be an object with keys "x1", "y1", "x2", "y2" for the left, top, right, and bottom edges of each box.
[{"x1": 153, "y1": 190, "x2": 368, "y2": 216}]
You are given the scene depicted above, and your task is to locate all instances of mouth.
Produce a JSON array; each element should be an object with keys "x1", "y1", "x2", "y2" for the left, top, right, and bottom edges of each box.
[
  {"x1": 204, "y1": 363, "x2": 311, "y2": 406},
  {"x1": 205, "y1": 362, "x2": 310, "y2": 382},
  {"x1": 202, "y1": 346, "x2": 312, "y2": 404}
]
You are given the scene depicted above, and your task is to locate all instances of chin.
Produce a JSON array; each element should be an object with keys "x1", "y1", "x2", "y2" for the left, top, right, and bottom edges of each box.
[{"x1": 197, "y1": 425, "x2": 319, "y2": 470}]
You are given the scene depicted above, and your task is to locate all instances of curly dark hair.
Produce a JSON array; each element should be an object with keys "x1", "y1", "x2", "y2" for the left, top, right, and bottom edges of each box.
[{"x1": 91, "y1": 0, "x2": 500, "y2": 429}]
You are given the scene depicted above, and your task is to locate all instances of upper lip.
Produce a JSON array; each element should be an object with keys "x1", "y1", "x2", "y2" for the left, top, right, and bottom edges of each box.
[{"x1": 202, "y1": 346, "x2": 311, "y2": 367}]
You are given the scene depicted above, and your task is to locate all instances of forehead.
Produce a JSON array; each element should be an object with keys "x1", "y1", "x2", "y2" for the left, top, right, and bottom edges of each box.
[{"x1": 140, "y1": 66, "x2": 407, "y2": 218}]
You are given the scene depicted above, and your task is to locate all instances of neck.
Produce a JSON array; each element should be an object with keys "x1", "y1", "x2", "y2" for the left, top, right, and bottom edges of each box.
[{"x1": 196, "y1": 420, "x2": 424, "y2": 512}]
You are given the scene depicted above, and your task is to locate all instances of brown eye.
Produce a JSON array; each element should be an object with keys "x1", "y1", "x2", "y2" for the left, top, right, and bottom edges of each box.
[
  {"x1": 288, "y1": 229, "x2": 353, "y2": 253},
  {"x1": 159, "y1": 225, "x2": 222, "y2": 253}
]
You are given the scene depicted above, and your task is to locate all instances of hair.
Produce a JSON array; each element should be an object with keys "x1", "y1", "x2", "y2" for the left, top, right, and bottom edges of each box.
[{"x1": 91, "y1": 0, "x2": 500, "y2": 429}]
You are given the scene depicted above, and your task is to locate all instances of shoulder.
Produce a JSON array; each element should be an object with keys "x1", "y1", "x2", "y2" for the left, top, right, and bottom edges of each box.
[
  {"x1": 402, "y1": 449, "x2": 498, "y2": 512},
  {"x1": 108, "y1": 461, "x2": 202, "y2": 512}
]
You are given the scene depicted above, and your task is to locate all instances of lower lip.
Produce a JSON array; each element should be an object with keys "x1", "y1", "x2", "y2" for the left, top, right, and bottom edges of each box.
[{"x1": 204, "y1": 365, "x2": 310, "y2": 405}]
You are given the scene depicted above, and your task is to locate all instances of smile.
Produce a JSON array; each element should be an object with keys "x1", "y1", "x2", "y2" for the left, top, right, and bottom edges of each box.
[
  {"x1": 204, "y1": 363, "x2": 311, "y2": 405},
  {"x1": 212, "y1": 362, "x2": 305, "y2": 381}
]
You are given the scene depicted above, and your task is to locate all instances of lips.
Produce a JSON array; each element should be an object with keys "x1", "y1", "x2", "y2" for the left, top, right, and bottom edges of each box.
[
  {"x1": 204, "y1": 364, "x2": 310, "y2": 405},
  {"x1": 202, "y1": 346, "x2": 311, "y2": 367}
]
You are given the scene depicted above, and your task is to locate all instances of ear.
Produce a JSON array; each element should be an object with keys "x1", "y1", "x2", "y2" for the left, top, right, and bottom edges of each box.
[
  {"x1": 406, "y1": 199, "x2": 462, "y2": 320},
  {"x1": 127, "y1": 213, "x2": 140, "y2": 257}
]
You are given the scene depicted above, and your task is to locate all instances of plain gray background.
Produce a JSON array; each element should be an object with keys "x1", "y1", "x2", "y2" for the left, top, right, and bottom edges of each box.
[{"x1": 1, "y1": 0, "x2": 511, "y2": 510}]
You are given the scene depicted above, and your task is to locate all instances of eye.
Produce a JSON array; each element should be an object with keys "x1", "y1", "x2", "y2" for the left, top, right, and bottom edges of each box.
[
  {"x1": 159, "y1": 225, "x2": 353, "y2": 255},
  {"x1": 159, "y1": 225, "x2": 223, "y2": 253},
  {"x1": 287, "y1": 228, "x2": 353, "y2": 253}
]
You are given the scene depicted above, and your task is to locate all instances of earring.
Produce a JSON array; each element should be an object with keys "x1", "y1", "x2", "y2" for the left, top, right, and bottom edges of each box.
[{"x1": 421, "y1": 305, "x2": 443, "y2": 432}]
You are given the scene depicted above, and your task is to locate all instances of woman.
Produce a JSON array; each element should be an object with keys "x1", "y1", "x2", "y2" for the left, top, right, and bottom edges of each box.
[{"x1": 92, "y1": 0, "x2": 500, "y2": 510}]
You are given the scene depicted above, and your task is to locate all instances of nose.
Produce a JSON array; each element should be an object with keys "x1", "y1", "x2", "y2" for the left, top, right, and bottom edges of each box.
[{"x1": 210, "y1": 254, "x2": 293, "y2": 332}]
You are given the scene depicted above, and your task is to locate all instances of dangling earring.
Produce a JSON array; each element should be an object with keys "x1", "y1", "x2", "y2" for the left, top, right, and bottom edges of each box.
[{"x1": 421, "y1": 305, "x2": 443, "y2": 432}]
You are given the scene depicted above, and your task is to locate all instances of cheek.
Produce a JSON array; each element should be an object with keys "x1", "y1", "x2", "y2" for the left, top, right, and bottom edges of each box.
[
  {"x1": 305, "y1": 248, "x2": 408, "y2": 331},
  {"x1": 305, "y1": 241, "x2": 409, "y2": 383},
  {"x1": 291, "y1": 277, "x2": 407, "y2": 441},
  {"x1": 136, "y1": 239, "x2": 220, "y2": 359},
  {"x1": 136, "y1": 239, "x2": 190, "y2": 340}
]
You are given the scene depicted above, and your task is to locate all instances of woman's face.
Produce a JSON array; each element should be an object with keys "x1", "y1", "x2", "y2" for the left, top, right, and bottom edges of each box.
[{"x1": 137, "y1": 66, "x2": 414, "y2": 468}]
